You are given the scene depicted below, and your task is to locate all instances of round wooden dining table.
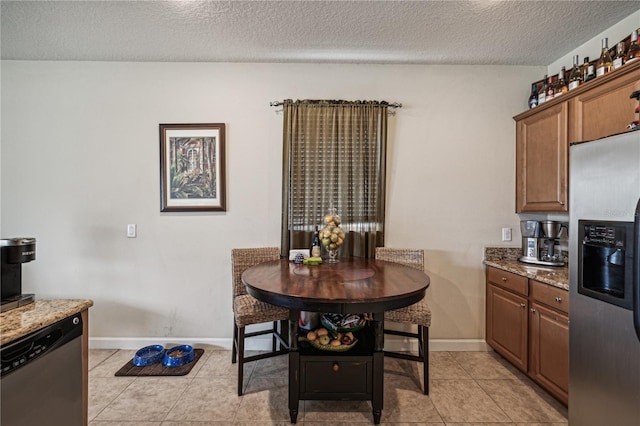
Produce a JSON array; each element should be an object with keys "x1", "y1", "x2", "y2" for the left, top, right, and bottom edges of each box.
[{"x1": 242, "y1": 257, "x2": 430, "y2": 424}]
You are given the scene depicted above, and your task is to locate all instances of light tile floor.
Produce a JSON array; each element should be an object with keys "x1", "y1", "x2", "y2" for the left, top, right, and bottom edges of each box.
[{"x1": 88, "y1": 347, "x2": 568, "y2": 425}]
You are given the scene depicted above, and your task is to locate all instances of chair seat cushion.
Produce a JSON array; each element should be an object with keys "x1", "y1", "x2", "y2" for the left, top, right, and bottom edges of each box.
[
  {"x1": 234, "y1": 294, "x2": 289, "y2": 327},
  {"x1": 384, "y1": 298, "x2": 431, "y2": 326}
]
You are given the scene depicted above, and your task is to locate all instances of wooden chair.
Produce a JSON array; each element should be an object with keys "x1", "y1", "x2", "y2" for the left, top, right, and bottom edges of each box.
[
  {"x1": 231, "y1": 247, "x2": 289, "y2": 395},
  {"x1": 375, "y1": 247, "x2": 431, "y2": 394}
]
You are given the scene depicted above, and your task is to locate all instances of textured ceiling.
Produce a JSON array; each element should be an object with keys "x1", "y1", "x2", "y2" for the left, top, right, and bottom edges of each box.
[{"x1": 2, "y1": 1, "x2": 640, "y2": 65}]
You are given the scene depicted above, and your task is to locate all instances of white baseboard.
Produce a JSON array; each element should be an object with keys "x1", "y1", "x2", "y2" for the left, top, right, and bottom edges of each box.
[
  {"x1": 89, "y1": 336, "x2": 490, "y2": 352},
  {"x1": 89, "y1": 337, "x2": 232, "y2": 350}
]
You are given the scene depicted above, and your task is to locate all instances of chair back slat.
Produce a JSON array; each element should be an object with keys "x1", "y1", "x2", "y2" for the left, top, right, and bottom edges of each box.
[
  {"x1": 375, "y1": 247, "x2": 424, "y2": 272},
  {"x1": 231, "y1": 247, "x2": 281, "y2": 303}
]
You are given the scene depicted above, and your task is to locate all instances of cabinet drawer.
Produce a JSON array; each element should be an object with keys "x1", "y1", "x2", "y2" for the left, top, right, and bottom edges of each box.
[
  {"x1": 487, "y1": 267, "x2": 528, "y2": 296},
  {"x1": 530, "y1": 280, "x2": 569, "y2": 314},
  {"x1": 300, "y1": 357, "x2": 372, "y2": 396}
]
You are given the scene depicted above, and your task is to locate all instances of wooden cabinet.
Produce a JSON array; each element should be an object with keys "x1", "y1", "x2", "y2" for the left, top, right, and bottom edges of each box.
[
  {"x1": 486, "y1": 268, "x2": 529, "y2": 372},
  {"x1": 486, "y1": 267, "x2": 569, "y2": 405},
  {"x1": 569, "y1": 65, "x2": 640, "y2": 142},
  {"x1": 529, "y1": 279, "x2": 569, "y2": 404},
  {"x1": 514, "y1": 60, "x2": 640, "y2": 213},
  {"x1": 515, "y1": 102, "x2": 568, "y2": 213},
  {"x1": 486, "y1": 283, "x2": 528, "y2": 371},
  {"x1": 529, "y1": 301, "x2": 569, "y2": 404}
]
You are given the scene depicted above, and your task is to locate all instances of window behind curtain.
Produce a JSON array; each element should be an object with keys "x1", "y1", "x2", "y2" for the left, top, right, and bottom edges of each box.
[{"x1": 280, "y1": 99, "x2": 388, "y2": 259}]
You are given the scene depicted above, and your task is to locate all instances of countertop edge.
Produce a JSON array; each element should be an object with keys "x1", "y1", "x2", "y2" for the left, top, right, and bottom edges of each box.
[
  {"x1": 484, "y1": 260, "x2": 569, "y2": 291},
  {"x1": 1, "y1": 299, "x2": 94, "y2": 346}
]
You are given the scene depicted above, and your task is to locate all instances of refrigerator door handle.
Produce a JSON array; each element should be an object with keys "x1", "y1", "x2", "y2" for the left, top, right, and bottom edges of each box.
[{"x1": 634, "y1": 197, "x2": 640, "y2": 341}]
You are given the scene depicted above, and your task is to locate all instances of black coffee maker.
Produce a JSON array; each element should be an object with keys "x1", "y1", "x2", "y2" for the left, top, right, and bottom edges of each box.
[{"x1": 1, "y1": 238, "x2": 36, "y2": 312}]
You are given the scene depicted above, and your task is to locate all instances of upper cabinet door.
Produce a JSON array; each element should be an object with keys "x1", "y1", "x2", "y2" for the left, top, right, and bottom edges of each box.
[
  {"x1": 569, "y1": 66, "x2": 640, "y2": 143},
  {"x1": 516, "y1": 101, "x2": 569, "y2": 213}
]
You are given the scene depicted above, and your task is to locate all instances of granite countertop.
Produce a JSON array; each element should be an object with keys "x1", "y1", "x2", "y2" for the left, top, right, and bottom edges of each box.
[
  {"x1": 484, "y1": 247, "x2": 569, "y2": 291},
  {"x1": 0, "y1": 299, "x2": 93, "y2": 345}
]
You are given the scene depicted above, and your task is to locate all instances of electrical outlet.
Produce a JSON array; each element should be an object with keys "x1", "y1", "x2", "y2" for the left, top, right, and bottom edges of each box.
[
  {"x1": 502, "y1": 227, "x2": 512, "y2": 241},
  {"x1": 127, "y1": 224, "x2": 137, "y2": 238}
]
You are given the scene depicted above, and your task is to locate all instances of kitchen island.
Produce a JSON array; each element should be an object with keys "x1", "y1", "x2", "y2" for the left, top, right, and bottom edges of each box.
[{"x1": 0, "y1": 299, "x2": 93, "y2": 426}]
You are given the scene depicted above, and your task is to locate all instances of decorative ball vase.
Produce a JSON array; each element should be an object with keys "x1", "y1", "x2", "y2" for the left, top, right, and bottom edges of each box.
[{"x1": 319, "y1": 208, "x2": 345, "y2": 263}]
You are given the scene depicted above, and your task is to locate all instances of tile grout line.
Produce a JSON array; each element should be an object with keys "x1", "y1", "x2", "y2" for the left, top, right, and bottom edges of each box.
[
  {"x1": 88, "y1": 349, "x2": 124, "y2": 423},
  {"x1": 89, "y1": 349, "x2": 141, "y2": 423},
  {"x1": 448, "y1": 350, "x2": 513, "y2": 424}
]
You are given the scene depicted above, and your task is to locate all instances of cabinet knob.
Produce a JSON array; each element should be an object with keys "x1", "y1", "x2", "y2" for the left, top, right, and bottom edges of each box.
[
  {"x1": 530, "y1": 308, "x2": 536, "y2": 313},
  {"x1": 559, "y1": 202, "x2": 565, "y2": 206},
  {"x1": 555, "y1": 297, "x2": 562, "y2": 302},
  {"x1": 520, "y1": 303, "x2": 526, "y2": 308},
  {"x1": 501, "y1": 277, "x2": 507, "y2": 282},
  {"x1": 332, "y1": 362, "x2": 340, "y2": 372}
]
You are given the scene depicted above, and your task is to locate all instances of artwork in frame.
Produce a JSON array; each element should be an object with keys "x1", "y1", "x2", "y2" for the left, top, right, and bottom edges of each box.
[{"x1": 159, "y1": 123, "x2": 226, "y2": 212}]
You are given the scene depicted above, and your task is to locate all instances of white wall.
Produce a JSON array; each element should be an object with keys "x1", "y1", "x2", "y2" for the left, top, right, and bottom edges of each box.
[
  {"x1": 548, "y1": 11, "x2": 640, "y2": 75},
  {"x1": 1, "y1": 61, "x2": 541, "y2": 348}
]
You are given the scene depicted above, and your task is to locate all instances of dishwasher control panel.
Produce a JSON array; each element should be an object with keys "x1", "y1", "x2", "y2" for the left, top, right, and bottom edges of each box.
[{"x1": 1, "y1": 314, "x2": 82, "y2": 377}]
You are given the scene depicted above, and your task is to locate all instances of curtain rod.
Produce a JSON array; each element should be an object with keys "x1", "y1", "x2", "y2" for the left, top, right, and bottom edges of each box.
[{"x1": 269, "y1": 101, "x2": 402, "y2": 108}]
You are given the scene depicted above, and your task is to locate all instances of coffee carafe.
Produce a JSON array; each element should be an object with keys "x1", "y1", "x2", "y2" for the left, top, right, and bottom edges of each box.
[
  {"x1": 519, "y1": 221, "x2": 567, "y2": 267},
  {"x1": 1, "y1": 238, "x2": 36, "y2": 312}
]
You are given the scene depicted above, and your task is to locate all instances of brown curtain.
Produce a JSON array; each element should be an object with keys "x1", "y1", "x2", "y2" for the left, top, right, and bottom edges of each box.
[{"x1": 280, "y1": 99, "x2": 388, "y2": 259}]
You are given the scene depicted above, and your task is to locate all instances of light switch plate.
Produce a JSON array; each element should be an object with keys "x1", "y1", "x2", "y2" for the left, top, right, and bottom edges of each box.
[
  {"x1": 127, "y1": 224, "x2": 137, "y2": 238},
  {"x1": 501, "y1": 227, "x2": 512, "y2": 241}
]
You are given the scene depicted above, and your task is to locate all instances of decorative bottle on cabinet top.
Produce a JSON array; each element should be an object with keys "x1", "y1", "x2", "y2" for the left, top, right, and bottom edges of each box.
[
  {"x1": 528, "y1": 83, "x2": 538, "y2": 109},
  {"x1": 568, "y1": 55, "x2": 582, "y2": 90},
  {"x1": 596, "y1": 37, "x2": 613, "y2": 77},
  {"x1": 583, "y1": 57, "x2": 595, "y2": 82},
  {"x1": 545, "y1": 75, "x2": 555, "y2": 101},
  {"x1": 613, "y1": 42, "x2": 625, "y2": 70},
  {"x1": 556, "y1": 67, "x2": 568, "y2": 96},
  {"x1": 538, "y1": 75, "x2": 548, "y2": 105},
  {"x1": 625, "y1": 29, "x2": 640, "y2": 64}
]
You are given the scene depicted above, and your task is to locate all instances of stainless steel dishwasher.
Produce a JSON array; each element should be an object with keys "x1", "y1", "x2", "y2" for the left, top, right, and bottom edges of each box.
[{"x1": 1, "y1": 314, "x2": 83, "y2": 426}]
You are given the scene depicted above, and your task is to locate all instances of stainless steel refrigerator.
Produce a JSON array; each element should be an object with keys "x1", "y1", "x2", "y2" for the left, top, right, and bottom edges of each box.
[{"x1": 569, "y1": 131, "x2": 640, "y2": 425}]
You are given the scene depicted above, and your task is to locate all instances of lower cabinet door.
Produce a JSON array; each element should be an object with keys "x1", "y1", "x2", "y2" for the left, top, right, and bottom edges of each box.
[
  {"x1": 486, "y1": 284, "x2": 528, "y2": 372},
  {"x1": 529, "y1": 302, "x2": 569, "y2": 404}
]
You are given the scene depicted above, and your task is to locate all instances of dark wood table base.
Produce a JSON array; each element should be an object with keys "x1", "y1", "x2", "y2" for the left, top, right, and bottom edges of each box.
[{"x1": 287, "y1": 310, "x2": 384, "y2": 424}]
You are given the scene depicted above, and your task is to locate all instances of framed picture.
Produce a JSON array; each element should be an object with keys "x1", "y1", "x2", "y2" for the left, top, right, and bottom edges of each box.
[{"x1": 159, "y1": 123, "x2": 226, "y2": 212}]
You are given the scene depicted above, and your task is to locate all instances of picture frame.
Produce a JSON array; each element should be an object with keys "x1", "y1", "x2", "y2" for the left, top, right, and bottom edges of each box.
[{"x1": 159, "y1": 123, "x2": 226, "y2": 212}]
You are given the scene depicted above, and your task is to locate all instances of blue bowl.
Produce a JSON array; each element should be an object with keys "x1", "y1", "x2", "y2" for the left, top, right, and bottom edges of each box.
[
  {"x1": 132, "y1": 345, "x2": 165, "y2": 367},
  {"x1": 162, "y1": 345, "x2": 195, "y2": 367}
]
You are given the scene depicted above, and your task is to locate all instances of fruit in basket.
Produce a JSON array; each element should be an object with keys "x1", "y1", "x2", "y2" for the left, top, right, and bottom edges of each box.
[
  {"x1": 318, "y1": 335, "x2": 331, "y2": 346},
  {"x1": 300, "y1": 326, "x2": 358, "y2": 351}
]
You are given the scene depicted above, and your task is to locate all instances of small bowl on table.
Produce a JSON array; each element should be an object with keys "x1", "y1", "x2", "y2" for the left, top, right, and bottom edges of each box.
[{"x1": 162, "y1": 345, "x2": 195, "y2": 367}]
